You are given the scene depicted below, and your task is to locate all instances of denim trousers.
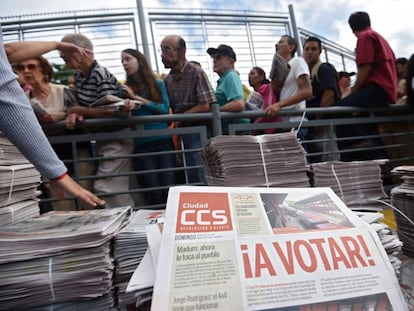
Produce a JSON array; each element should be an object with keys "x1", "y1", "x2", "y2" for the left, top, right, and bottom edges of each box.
[
  {"x1": 133, "y1": 138, "x2": 176, "y2": 205},
  {"x1": 180, "y1": 133, "x2": 206, "y2": 184}
]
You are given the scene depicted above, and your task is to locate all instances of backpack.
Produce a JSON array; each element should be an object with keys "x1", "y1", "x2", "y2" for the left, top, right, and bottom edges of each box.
[{"x1": 311, "y1": 62, "x2": 341, "y2": 100}]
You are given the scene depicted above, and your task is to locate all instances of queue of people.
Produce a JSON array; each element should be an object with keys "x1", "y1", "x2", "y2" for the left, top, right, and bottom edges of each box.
[{"x1": 5, "y1": 10, "x2": 412, "y2": 211}]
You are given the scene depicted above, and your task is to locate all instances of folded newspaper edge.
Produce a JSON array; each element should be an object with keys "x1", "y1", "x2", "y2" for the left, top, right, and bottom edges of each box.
[{"x1": 89, "y1": 94, "x2": 143, "y2": 110}]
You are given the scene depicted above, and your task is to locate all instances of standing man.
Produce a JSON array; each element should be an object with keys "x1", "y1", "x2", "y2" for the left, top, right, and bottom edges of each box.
[
  {"x1": 161, "y1": 35, "x2": 216, "y2": 184},
  {"x1": 335, "y1": 11, "x2": 397, "y2": 161},
  {"x1": 61, "y1": 33, "x2": 134, "y2": 208},
  {"x1": 206, "y1": 44, "x2": 249, "y2": 135},
  {"x1": 303, "y1": 36, "x2": 340, "y2": 161},
  {"x1": 265, "y1": 35, "x2": 312, "y2": 141}
]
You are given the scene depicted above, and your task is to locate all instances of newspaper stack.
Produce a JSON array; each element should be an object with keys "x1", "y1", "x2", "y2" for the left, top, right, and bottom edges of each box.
[
  {"x1": 113, "y1": 209, "x2": 164, "y2": 308},
  {"x1": 0, "y1": 132, "x2": 30, "y2": 165},
  {"x1": 0, "y1": 133, "x2": 41, "y2": 225},
  {"x1": 356, "y1": 211, "x2": 403, "y2": 273},
  {"x1": 312, "y1": 160, "x2": 388, "y2": 211},
  {"x1": 0, "y1": 206, "x2": 131, "y2": 310},
  {"x1": 126, "y1": 217, "x2": 164, "y2": 309},
  {"x1": 203, "y1": 132, "x2": 310, "y2": 187},
  {"x1": 390, "y1": 166, "x2": 414, "y2": 258}
]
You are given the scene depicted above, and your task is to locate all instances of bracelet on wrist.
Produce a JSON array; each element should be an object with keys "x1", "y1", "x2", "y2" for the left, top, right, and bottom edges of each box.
[{"x1": 51, "y1": 172, "x2": 68, "y2": 181}]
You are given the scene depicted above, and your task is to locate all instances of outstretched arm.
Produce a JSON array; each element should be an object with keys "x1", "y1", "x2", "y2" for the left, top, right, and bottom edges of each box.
[{"x1": 5, "y1": 40, "x2": 91, "y2": 63}]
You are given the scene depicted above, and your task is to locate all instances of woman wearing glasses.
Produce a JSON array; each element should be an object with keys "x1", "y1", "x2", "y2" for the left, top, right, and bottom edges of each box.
[
  {"x1": 16, "y1": 56, "x2": 77, "y2": 134},
  {"x1": 16, "y1": 56, "x2": 81, "y2": 210}
]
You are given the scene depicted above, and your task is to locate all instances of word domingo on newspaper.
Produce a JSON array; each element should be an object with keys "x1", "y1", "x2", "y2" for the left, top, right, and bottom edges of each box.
[{"x1": 241, "y1": 235, "x2": 376, "y2": 278}]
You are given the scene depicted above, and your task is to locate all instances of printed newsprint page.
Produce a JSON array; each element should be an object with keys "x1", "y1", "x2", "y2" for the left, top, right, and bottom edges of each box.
[{"x1": 151, "y1": 186, "x2": 407, "y2": 311}]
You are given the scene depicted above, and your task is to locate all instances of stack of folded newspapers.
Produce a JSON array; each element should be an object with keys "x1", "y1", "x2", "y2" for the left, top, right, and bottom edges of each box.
[
  {"x1": 0, "y1": 133, "x2": 41, "y2": 225},
  {"x1": 390, "y1": 166, "x2": 414, "y2": 258},
  {"x1": 113, "y1": 209, "x2": 164, "y2": 308},
  {"x1": 203, "y1": 132, "x2": 310, "y2": 187},
  {"x1": 0, "y1": 206, "x2": 131, "y2": 311},
  {"x1": 125, "y1": 215, "x2": 164, "y2": 309},
  {"x1": 312, "y1": 160, "x2": 388, "y2": 211}
]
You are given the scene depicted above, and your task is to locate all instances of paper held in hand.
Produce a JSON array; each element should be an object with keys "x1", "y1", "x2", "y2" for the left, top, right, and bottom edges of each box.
[{"x1": 89, "y1": 95, "x2": 143, "y2": 110}]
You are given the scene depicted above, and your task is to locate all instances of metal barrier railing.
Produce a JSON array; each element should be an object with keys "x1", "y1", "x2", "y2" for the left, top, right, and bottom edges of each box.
[{"x1": 41, "y1": 105, "x2": 414, "y2": 210}]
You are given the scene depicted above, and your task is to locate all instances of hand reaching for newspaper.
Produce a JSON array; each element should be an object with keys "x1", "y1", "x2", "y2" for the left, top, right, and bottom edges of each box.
[{"x1": 49, "y1": 173, "x2": 106, "y2": 208}]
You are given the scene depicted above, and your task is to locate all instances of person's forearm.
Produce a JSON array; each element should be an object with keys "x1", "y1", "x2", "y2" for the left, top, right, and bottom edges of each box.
[
  {"x1": 279, "y1": 88, "x2": 312, "y2": 108},
  {"x1": 320, "y1": 89, "x2": 335, "y2": 108},
  {"x1": 220, "y1": 99, "x2": 245, "y2": 112},
  {"x1": 352, "y1": 64, "x2": 372, "y2": 92},
  {"x1": 184, "y1": 103, "x2": 211, "y2": 113},
  {"x1": 5, "y1": 41, "x2": 61, "y2": 63}
]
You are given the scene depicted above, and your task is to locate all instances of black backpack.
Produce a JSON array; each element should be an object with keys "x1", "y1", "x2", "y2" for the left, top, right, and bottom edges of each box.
[{"x1": 312, "y1": 62, "x2": 341, "y2": 101}]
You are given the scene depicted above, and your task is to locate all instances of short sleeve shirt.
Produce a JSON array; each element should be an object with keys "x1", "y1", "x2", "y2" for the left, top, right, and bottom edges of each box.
[
  {"x1": 215, "y1": 69, "x2": 244, "y2": 106},
  {"x1": 74, "y1": 60, "x2": 119, "y2": 107},
  {"x1": 280, "y1": 57, "x2": 310, "y2": 121},
  {"x1": 307, "y1": 63, "x2": 338, "y2": 109},
  {"x1": 356, "y1": 28, "x2": 397, "y2": 102}
]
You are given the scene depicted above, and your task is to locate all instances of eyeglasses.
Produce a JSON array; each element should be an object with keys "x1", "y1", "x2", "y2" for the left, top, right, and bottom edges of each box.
[
  {"x1": 159, "y1": 46, "x2": 180, "y2": 54},
  {"x1": 15, "y1": 64, "x2": 38, "y2": 71}
]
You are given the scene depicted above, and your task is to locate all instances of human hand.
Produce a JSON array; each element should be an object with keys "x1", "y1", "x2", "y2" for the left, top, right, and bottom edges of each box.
[
  {"x1": 65, "y1": 112, "x2": 83, "y2": 130},
  {"x1": 57, "y1": 41, "x2": 92, "y2": 58},
  {"x1": 119, "y1": 99, "x2": 135, "y2": 112},
  {"x1": 49, "y1": 173, "x2": 106, "y2": 208},
  {"x1": 265, "y1": 102, "x2": 281, "y2": 119},
  {"x1": 119, "y1": 84, "x2": 135, "y2": 99}
]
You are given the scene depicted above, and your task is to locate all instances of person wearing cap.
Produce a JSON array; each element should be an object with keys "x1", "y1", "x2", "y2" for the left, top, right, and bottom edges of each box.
[
  {"x1": 265, "y1": 35, "x2": 312, "y2": 142},
  {"x1": 335, "y1": 11, "x2": 397, "y2": 161},
  {"x1": 207, "y1": 44, "x2": 250, "y2": 135},
  {"x1": 338, "y1": 71, "x2": 355, "y2": 99},
  {"x1": 160, "y1": 35, "x2": 216, "y2": 184},
  {"x1": 396, "y1": 57, "x2": 408, "y2": 80}
]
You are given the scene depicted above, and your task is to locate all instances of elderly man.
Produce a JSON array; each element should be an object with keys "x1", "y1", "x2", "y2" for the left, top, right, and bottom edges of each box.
[
  {"x1": 161, "y1": 35, "x2": 216, "y2": 184},
  {"x1": 60, "y1": 33, "x2": 134, "y2": 208},
  {"x1": 207, "y1": 44, "x2": 250, "y2": 135}
]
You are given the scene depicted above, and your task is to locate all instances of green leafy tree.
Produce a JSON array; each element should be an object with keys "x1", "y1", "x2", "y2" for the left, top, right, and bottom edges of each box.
[{"x1": 52, "y1": 63, "x2": 75, "y2": 85}]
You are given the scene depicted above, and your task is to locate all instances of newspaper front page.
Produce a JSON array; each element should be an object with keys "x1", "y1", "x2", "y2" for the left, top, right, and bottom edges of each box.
[{"x1": 151, "y1": 186, "x2": 407, "y2": 311}]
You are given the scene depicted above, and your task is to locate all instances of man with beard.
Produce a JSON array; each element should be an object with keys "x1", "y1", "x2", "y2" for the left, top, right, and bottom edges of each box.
[{"x1": 160, "y1": 35, "x2": 216, "y2": 184}]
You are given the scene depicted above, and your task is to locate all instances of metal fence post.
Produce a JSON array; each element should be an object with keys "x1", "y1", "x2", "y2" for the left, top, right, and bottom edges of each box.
[{"x1": 211, "y1": 103, "x2": 222, "y2": 137}]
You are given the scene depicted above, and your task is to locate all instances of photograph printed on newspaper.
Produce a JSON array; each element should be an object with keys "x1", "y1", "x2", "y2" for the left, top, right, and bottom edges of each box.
[{"x1": 151, "y1": 186, "x2": 407, "y2": 311}]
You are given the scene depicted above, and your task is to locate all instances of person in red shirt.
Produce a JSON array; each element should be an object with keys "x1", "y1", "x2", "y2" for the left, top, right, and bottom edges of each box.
[
  {"x1": 335, "y1": 11, "x2": 397, "y2": 161},
  {"x1": 339, "y1": 11, "x2": 397, "y2": 107}
]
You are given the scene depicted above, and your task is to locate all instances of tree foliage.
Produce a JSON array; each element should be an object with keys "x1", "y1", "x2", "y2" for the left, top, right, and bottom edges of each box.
[{"x1": 52, "y1": 63, "x2": 75, "y2": 85}]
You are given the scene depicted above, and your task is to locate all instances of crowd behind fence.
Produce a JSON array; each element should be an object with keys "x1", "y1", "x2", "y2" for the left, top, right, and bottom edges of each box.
[{"x1": 41, "y1": 105, "x2": 414, "y2": 210}]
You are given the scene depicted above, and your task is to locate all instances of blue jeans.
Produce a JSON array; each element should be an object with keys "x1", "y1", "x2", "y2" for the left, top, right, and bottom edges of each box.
[
  {"x1": 133, "y1": 139, "x2": 176, "y2": 205},
  {"x1": 180, "y1": 133, "x2": 206, "y2": 184}
]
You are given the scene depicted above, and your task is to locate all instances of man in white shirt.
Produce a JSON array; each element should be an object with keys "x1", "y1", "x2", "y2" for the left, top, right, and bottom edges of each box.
[{"x1": 265, "y1": 35, "x2": 312, "y2": 141}]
